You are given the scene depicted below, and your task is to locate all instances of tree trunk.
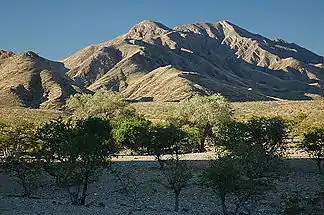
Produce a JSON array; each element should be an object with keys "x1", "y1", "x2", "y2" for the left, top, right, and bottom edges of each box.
[
  {"x1": 21, "y1": 182, "x2": 30, "y2": 198},
  {"x1": 80, "y1": 171, "x2": 89, "y2": 206},
  {"x1": 317, "y1": 157, "x2": 321, "y2": 173},
  {"x1": 199, "y1": 136, "x2": 206, "y2": 152},
  {"x1": 157, "y1": 156, "x2": 165, "y2": 168},
  {"x1": 220, "y1": 193, "x2": 227, "y2": 215},
  {"x1": 71, "y1": 192, "x2": 79, "y2": 206},
  {"x1": 199, "y1": 125, "x2": 212, "y2": 152},
  {"x1": 19, "y1": 173, "x2": 31, "y2": 198},
  {"x1": 174, "y1": 192, "x2": 180, "y2": 212}
]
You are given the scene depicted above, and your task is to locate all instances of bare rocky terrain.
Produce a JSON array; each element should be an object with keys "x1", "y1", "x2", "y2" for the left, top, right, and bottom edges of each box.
[
  {"x1": 0, "y1": 153, "x2": 323, "y2": 215},
  {"x1": 1, "y1": 20, "x2": 324, "y2": 108}
]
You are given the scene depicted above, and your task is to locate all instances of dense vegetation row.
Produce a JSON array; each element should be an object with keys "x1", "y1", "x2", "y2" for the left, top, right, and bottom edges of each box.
[{"x1": 1, "y1": 91, "x2": 324, "y2": 214}]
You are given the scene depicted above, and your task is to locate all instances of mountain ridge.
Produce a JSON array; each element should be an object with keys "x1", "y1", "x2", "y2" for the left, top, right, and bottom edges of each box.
[
  {"x1": 62, "y1": 20, "x2": 324, "y2": 102},
  {"x1": 1, "y1": 20, "x2": 324, "y2": 108}
]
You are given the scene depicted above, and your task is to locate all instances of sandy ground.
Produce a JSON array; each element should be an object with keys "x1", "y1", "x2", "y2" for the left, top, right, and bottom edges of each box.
[
  {"x1": 0, "y1": 154, "x2": 322, "y2": 215},
  {"x1": 112, "y1": 152, "x2": 216, "y2": 162}
]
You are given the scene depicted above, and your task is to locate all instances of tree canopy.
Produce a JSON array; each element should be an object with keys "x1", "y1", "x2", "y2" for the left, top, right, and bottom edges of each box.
[
  {"x1": 215, "y1": 116, "x2": 288, "y2": 156},
  {"x1": 168, "y1": 94, "x2": 233, "y2": 151},
  {"x1": 299, "y1": 127, "x2": 324, "y2": 172},
  {"x1": 113, "y1": 116, "x2": 151, "y2": 153},
  {"x1": 65, "y1": 90, "x2": 136, "y2": 120},
  {"x1": 36, "y1": 117, "x2": 118, "y2": 205}
]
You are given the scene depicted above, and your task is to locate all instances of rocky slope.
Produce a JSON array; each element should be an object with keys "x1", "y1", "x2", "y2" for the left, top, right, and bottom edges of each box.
[
  {"x1": 62, "y1": 20, "x2": 324, "y2": 102},
  {"x1": 1, "y1": 20, "x2": 324, "y2": 108},
  {"x1": 0, "y1": 50, "x2": 85, "y2": 108}
]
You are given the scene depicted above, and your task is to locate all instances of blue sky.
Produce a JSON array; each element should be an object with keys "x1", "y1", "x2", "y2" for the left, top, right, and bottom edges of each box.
[{"x1": 1, "y1": 0, "x2": 323, "y2": 60}]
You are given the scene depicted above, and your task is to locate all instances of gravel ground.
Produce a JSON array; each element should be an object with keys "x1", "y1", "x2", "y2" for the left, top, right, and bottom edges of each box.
[{"x1": 0, "y1": 155, "x2": 322, "y2": 215}]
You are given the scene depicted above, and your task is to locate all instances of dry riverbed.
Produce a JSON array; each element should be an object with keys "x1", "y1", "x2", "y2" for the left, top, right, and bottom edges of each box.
[{"x1": 0, "y1": 153, "x2": 322, "y2": 215}]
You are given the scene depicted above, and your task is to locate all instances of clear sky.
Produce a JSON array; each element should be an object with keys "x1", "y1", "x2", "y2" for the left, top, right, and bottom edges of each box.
[{"x1": 1, "y1": 0, "x2": 323, "y2": 60}]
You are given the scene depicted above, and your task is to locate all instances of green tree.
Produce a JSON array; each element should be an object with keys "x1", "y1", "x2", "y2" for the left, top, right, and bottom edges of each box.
[
  {"x1": 203, "y1": 154, "x2": 242, "y2": 215},
  {"x1": 247, "y1": 117, "x2": 288, "y2": 155},
  {"x1": 0, "y1": 122, "x2": 42, "y2": 198},
  {"x1": 203, "y1": 150, "x2": 283, "y2": 215},
  {"x1": 113, "y1": 119, "x2": 199, "y2": 166},
  {"x1": 113, "y1": 116, "x2": 151, "y2": 153},
  {"x1": 66, "y1": 90, "x2": 136, "y2": 120},
  {"x1": 150, "y1": 124, "x2": 196, "y2": 211},
  {"x1": 36, "y1": 117, "x2": 118, "y2": 205},
  {"x1": 207, "y1": 116, "x2": 288, "y2": 214},
  {"x1": 113, "y1": 119, "x2": 195, "y2": 211},
  {"x1": 169, "y1": 94, "x2": 233, "y2": 152},
  {"x1": 299, "y1": 127, "x2": 324, "y2": 172},
  {"x1": 216, "y1": 117, "x2": 288, "y2": 156},
  {"x1": 149, "y1": 123, "x2": 199, "y2": 167}
]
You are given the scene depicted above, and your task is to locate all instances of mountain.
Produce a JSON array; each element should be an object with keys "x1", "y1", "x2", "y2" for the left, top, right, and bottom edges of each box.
[
  {"x1": 1, "y1": 20, "x2": 324, "y2": 108},
  {"x1": 0, "y1": 50, "x2": 86, "y2": 108},
  {"x1": 62, "y1": 20, "x2": 324, "y2": 102}
]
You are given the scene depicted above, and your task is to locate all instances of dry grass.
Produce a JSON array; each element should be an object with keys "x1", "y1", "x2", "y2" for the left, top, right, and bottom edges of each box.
[
  {"x1": 132, "y1": 99, "x2": 324, "y2": 119},
  {"x1": 232, "y1": 99, "x2": 324, "y2": 117},
  {"x1": 0, "y1": 106, "x2": 63, "y2": 125},
  {"x1": 1, "y1": 99, "x2": 324, "y2": 127}
]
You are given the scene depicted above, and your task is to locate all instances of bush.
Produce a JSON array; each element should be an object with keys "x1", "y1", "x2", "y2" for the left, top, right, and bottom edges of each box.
[
  {"x1": 113, "y1": 118, "x2": 199, "y2": 166},
  {"x1": 113, "y1": 116, "x2": 151, "y2": 153},
  {"x1": 149, "y1": 123, "x2": 199, "y2": 167}
]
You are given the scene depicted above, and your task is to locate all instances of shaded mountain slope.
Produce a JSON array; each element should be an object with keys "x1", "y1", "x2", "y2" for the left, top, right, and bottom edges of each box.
[{"x1": 0, "y1": 51, "x2": 86, "y2": 108}]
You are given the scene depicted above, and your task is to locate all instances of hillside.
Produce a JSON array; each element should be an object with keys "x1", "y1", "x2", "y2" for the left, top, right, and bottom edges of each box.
[
  {"x1": 1, "y1": 20, "x2": 324, "y2": 107},
  {"x1": 0, "y1": 50, "x2": 86, "y2": 108},
  {"x1": 63, "y1": 20, "x2": 324, "y2": 102}
]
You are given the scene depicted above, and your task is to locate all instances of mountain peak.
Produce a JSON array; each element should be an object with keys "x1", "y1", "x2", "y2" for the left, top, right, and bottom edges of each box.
[
  {"x1": 273, "y1": 38, "x2": 289, "y2": 44},
  {"x1": 218, "y1": 20, "x2": 233, "y2": 25},
  {"x1": 57, "y1": 19, "x2": 324, "y2": 103},
  {"x1": 0, "y1": 50, "x2": 15, "y2": 59},
  {"x1": 137, "y1": 20, "x2": 169, "y2": 28},
  {"x1": 216, "y1": 20, "x2": 252, "y2": 35},
  {"x1": 127, "y1": 20, "x2": 171, "y2": 39},
  {"x1": 21, "y1": 51, "x2": 40, "y2": 59}
]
